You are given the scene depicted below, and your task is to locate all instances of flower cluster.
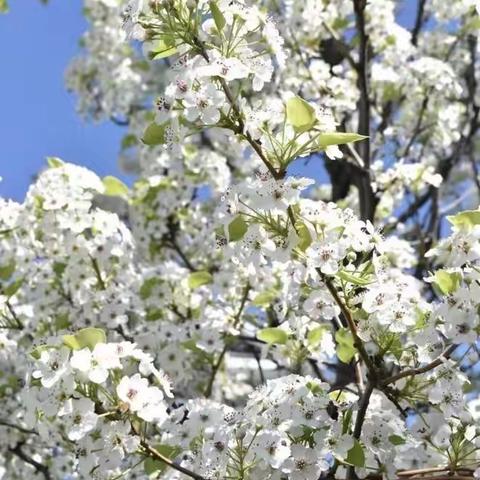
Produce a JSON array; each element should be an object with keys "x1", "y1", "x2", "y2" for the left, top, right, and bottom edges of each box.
[{"x1": 2, "y1": 0, "x2": 480, "y2": 478}]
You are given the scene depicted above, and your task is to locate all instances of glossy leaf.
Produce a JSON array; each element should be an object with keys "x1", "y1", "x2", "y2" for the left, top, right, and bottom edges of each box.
[
  {"x1": 228, "y1": 215, "x2": 248, "y2": 242},
  {"x1": 188, "y1": 271, "x2": 213, "y2": 289},
  {"x1": 63, "y1": 327, "x2": 106, "y2": 351},
  {"x1": 447, "y1": 210, "x2": 480, "y2": 228},
  {"x1": 46, "y1": 157, "x2": 65, "y2": 168},
  {"x1": 142, "y1": 122, "x2": 167, "y2": 146},
  {"x1": 317, "y1": 132, "x2": 367, "y2": 148},
  {"x1": 431, "y1": 270, "x2": 461, "y2": 295},
  {"x1": 257, "y1": 327, "x2": 288, "y2": 345},
  {"x1": 286, "y1": 96, "x2": 317, "y2": 133},
  {"x1": 102, "y1": 176, "x2": 129, "y2": 198},
  {"x1": 346, "y1": 439, "x2": 365, "y2": 467},
  {"x1": 335, "y1": 328, "x2": 356, "y2": 363},
  {"x1": 209, "y1": 1, "x2": 226, "y2": 31}
]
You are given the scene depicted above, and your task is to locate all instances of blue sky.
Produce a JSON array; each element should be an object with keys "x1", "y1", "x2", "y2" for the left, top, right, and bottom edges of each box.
[
  {"x1": 0, "y1": 0, "x2": 127, "y2": 201},
  {"x1": 0, "y1": 1, "x2": 417, "y2": 202}
]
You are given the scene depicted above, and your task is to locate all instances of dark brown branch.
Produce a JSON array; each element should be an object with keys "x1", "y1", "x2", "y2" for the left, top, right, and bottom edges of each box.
[
  {"x1": 141, "y1": 441, "x2": 206, "y2": 480},
  {"x1": 324, "y1": 277, "x2": 377, "y2": 377},
  {"x1": 411, "y1": 0, "x2": 427, "y2": 46},
  {"x1": 352, "y1": 0, "x2": 375, "y2": 221},
  {"x1": 0, "y1": 420, "x2": 37, "y2": 435},
  {"x1": 204, "y1": 284, "x2": 250, "y2": 397},
  {"x1": 382, "y1": 344, "x2": 457, "y2": 386},
  {"x1": 8, "y1": 442, "x2": 51, "y2": 480},
  {"x1": 347, "y1": 380, "x2": 374, "y2": 480}
]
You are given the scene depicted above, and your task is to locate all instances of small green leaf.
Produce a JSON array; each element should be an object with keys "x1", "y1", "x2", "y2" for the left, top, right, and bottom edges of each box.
[
  {"x1": 335, "y1": 328, "x2": 356, "y2": 363},
  {"x1": 257, "y1": 327, "x2": 288, "y2": 345},
  {"x1": 121, "y1": 133, "x2": 138, "y2": 150},
  {"x1": 286, "y1": 96, "x2": 317, "y2": 133},
  {"x1": 342, "y1": 407, "x2": 353, "y2": 435},
  {"x1": 102, "y1": 176, "x2": 129, "y2": 198},
  {"x1": 188, "y1": 271, "x2": 213, "y2": 289},
  {"x1": 148, "y1": 38, "x2": 177, "y2": 60},
  {"x1": 252, "y1": 289, "x2": 277, "y2": 307},
  {"x1": 144, "y1": 445, "x2": 181, "y2": 476},
  {"x1": 209, "y1": 1, "x2": 226, "y2": 31},
  {"x1": 30, "y1": 345, "x2": 51, "y2": 360},
  {"x1": 142, "y1": 122, "x2": 167, "y2": 146},
  {"x1": 4, "y1": 278, "x2": 23, "y2": 297},
  {"x1": 307, "y1": 326, "x2": 328, "y2": 347},
  {"x1": 430, "y1": 270, "x2": 462, "y2": 295},
  {"x1": 346, "y1": 439, "x2": 365, "y2": 467},
  {"x1": 53, "y1": 262, "x2": 67, "y2": 277},
  {"x1": 317, "y1": 132, "x2": 368, "y2": 148},
  {"x1": 46, "y1": 157, "x2": 65, "y2": 168},
  {"x1": 447, "y1": 210, "x2": 480, "y2": 228},
  {"x1": 0, "y1": 0, "x2": 8, "y2": 13},
  {"x1": 140, "y1": 278, "x2": 160, "y2": 300},
  {"x1": 228, "y1": 215, "x2": 248, "y2": 242},
  {"x1": 0, "y1": 262, "x2": 15, "y2": 281},
  {"x1": 146, "y1": 309, "x2": 163, "y2": 322},
  {"x1": 337, "y1": 270, "x2": 372, "y2": 286},
  {"x1": 389, "y1": 434, "x2": 406, "y2": 446},
  {"x1": 296, "y1": 222, "x2": 312, "y2": 251},
  {"x1": 55, "y1": 314, "x2": 70, "y2": 331},
  {"x1": 63, "y1": 327, "x2": 106, "y2": 350}
]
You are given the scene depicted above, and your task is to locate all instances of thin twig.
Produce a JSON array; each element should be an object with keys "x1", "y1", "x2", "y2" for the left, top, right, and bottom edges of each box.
[
  {"x1": 0, "y1": 419, "x2": 37, "y2": 435},
  {"x1": 324, "y1": 276, "x2": 377, "y2": 377},
  {"x1": 382, "y1": 344, "x2": 457, "y2": 386},
  {"x1": 204, "y1": 284, "x2": 250, "y2": 397},
  {"x1": 347, "y1": 380, "x2": 374, "y2": 480},
  {"x1": 141, "y1": 441, "x2": 206, "y2": 480},
  {"x1": 9, "y1": 442, "x2": 51, "y2": 480}
]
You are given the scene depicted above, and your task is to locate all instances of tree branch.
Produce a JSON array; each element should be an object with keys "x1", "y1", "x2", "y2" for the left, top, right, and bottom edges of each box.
[
  {"x1": 352, "y1": 0, "x2": 375, "y2": 221},
  {"x1": 382, "y1": 344, "x2": 457, "y2": 386},
  {"x1": 204, "y1": 284, "x2": 250, "y2": 397},
  {"x1": 8, "y1": 441, "x2": 51, "y2": 480},
  {"x1": 141, "y1": 440, "x2": 206, "y2": 480}
]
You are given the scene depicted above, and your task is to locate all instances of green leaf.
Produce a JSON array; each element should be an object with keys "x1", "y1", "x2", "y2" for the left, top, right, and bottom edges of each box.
[
  {"x1": 317, "y1": 132, "x2": 368, "y2": 148},
  {"x1": 430, "y1": 270, "x2": 462, "y2": 295},
  {"x1": 209, "y1": 1, "x2": 226, "y2": 31},
  {"x1": 63, "y1": 327, "x2": 106, "y2": 350},
  {"x1": 257, "y1": 327, "x2": 288, "y2": 345},
  {"x1": 142, "y1": 122, "x2": 167, "y2": 146},
  {"x1": 146, "y1": 309, "x2": 163, "y2": 322},
  {"x1": 285, "y1": 96, "x2": 317, "y2": 133},
  {"x1": 228, "y1": 215, "x2": 248, "y2": 242},
  {"x1": 30, "y1": 345, "x2": 51, "y2": 360},
  {"x1": 188, "y1": 271, "x2": 213, "y2": 289},
  {"x1": 337, "y1": 270, "x2": 373, "y2": 286},
  {"x1": 53, "y1": 262, "x2": 67, "y2": 277},
  {"x1": 121, "y1": 133, "x2": 138, "y2": 150},
  {"x1": 307, "y1": 326, "x2": 328, "y2": 347},
  {"x1": 102, "y1": 176, "x2": 129, "y2": 198},
  {"x1": 346, "y1": 439, "x2": 365, "y2": 467},
  {"x1": 389, "y1": 434, "x2": 406, "y2": 446},
  {"x1": 0, "y1": 0, "x2": 8, "y2": 13},
  {"x1": 55, "y1": 313, "x2": 70, "y2": 331},
  {"x1": 252, "y1": 289, "x2": 277, "y2": 307},
  {"x1": 144, "y1": 445, "x2": 181, "y2": 476},
  {"x1": 447, "y1": 210, "x2": 480, "y2": 228},
  {"x1": 148, "y1": 38, "x2": 177, "y2": 60},
  {"x1": 0, "y1": 262, "x2": 15, "y2": 281},
  {"x1": 140, "y1": 278, "x2": 160, "y2": 300},
  {"x1": 296, "y1": 222, "x2": 312, "y2": 251},
  {"x1": 342, "y1": 407, "x2": 353, "y2": 435},
  {"x1": 4, "y1": 278, "x2": 23, "y2": 297},
  {"x1": 335, "y1": 328, "x2": 356, "y2": 363},
  {"x1": 46, "y1": 157, "x2": 65, "y2": 168}
]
